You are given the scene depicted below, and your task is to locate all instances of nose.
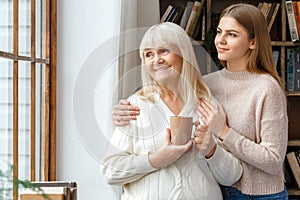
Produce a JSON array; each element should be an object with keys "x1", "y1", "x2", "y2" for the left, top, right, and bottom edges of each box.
[
  {"x1": 154, "y1": 53, "x2": 164, "y2": 64},
  {"x1": 215, "y1": 33, "x2": 226, "y2": 45}
]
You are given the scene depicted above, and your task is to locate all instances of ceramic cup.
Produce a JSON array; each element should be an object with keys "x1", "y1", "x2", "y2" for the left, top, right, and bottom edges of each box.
[{"x1": 170, "y1": 116, "x2": 193, "y2": 145}]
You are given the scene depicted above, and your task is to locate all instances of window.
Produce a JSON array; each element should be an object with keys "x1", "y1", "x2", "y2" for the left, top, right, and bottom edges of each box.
[{"x1": 0, "y1": 0, "x2": 56, "y2": 199}]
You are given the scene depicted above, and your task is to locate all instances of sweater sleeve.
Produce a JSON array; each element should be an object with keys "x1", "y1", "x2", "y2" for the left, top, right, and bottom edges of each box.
[
  {"x1": 221, "y1": 82, "x2": 288, "y2": 175},
  {"x1": 101, "y1": 126, "x2": 157, "y2": 185},
  {"x1": 205, "y1": 144, "x2": 243, "y2": 186}
]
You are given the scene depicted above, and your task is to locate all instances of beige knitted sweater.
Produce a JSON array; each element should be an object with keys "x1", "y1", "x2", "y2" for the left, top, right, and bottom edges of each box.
[{"x1": 204, "y1": 68, "x2": 288, "y2": 195}]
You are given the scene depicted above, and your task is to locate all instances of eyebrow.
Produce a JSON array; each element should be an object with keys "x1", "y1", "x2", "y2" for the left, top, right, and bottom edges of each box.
[
  {"x1": 217, "y1": 27, "x2": 240, "y2": 33},
  {"x1": 144, "y1": 46, "x2": 169, "y2": 51}
]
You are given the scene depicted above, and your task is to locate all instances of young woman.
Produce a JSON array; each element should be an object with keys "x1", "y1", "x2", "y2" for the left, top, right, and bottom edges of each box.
[
  {"x1": 197, "y1": 3, "x2": 288, "y2": 199},
  {"x1": 112, "y1": 3, "x2": 289, "y2": 199},
  {"x1": 101, "y1": 22, "x2": 242, "y2": 200}
]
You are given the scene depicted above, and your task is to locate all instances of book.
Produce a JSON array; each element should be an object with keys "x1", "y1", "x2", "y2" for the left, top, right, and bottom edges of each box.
[
  {"x1": 189, "y1": 0, "x2": 205, "y2": 37},
  {"x1": 179, "y1": 1, "x2": 194, "y2": 29},
  {"x1": 292, "y1": 1, "x2": 300, "y2": 38},
  {"x1": 272, "y1": 50, "x2": 280, "y2": 68},
  {"x1": 266, "y1": 3, "x2": 277, "y2": 25},
  {"x1": 165, "y1": 5, "x2": 178, "y2": 22},
  {"x1": 267, "y1": 3, "x2": 280, "y2": 32},
  {"x1": 260, "y1": 2, "x2": 271, "y2": 20},
  {"x1": 257, "y1": 2, "x2": 263, "y2": 9},
  {"x1": 286, "y1": 1, "x2": 299, "y2": 41},
  {"x1": 287, "y1": 151, "x2": 300, "y2": 189},
  {"x1": 201, "y1": 11, "x2": 206, "y2": 40},
  {"x1": 171, "y1": 4, "x2": 185, "y2": 24},
  {"x1": 265, "y1": 3, "x2": 272, "y2": 20},
  {"x1": 185, "y1": 1, "x2": 202, "y2": 36},
  {"x1": 298, "y1": 1, "x2": 300, "y2": 30},
  {"x1": 295, "y1": 150, "x2": 300, "y2": 165},
  {"x1": 287, "y1": 48, "x2": 295, "y2": 91},
  {"x1": 192, "y1": 3, "x2": 206, "y2": 40},
  {"x1": 160, "y1": 5, "x2": 173, "y2": 22},
  {"x1": 285, "y1": 163, "x2": 294, "y2": 189},
  {"x1": 294, "y1": 49, "x2": 300, "y2": 91}
]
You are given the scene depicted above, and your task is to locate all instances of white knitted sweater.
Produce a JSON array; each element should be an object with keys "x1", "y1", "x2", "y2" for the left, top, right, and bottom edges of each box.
[{"x1": 102, "y1": 93, "x2": 242, "y2": 200}]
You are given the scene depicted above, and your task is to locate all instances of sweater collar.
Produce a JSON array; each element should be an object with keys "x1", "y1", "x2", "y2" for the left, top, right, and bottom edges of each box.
[{"x1": 221, "y1": 68, "x2": 254, "y2": 79}]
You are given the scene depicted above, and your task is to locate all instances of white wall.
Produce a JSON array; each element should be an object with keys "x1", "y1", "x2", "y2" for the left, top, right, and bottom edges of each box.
[{"x1": 57, "y1": 0, "x2": 121, "y2": 199}]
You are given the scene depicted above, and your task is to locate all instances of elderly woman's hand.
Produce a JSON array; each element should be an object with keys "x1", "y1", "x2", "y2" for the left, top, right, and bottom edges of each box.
[{"x1": 148, "y1": 128, "x2": 193, "y2": 168}]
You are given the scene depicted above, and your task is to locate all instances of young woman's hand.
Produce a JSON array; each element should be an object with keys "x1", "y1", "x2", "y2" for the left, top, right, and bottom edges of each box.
[
  {"x1": 194, "y1": 124, "x2": 216, "y2": 158},
  {"x1": 197, "y1": 98, "x2": 230, "y2": 140},
  {"x1": 148, "y1": 128, "x2": 193, "y2": 168},
  {"x1": 112, "y1": 99, "x2": 140, "y2": 126}
]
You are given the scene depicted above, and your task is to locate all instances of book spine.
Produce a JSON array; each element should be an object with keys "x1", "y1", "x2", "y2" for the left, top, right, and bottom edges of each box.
[
  {"x1": 201, "y1": 13, "x2": 206, "y2": 40},
  {"x1": 286, "y1": 1, "x2": 299, "y2": 41},
  {"x1": 165, "y1": 6, "x2": 177, "y2": 22},
  {"x1": 272, "y1": 50, "x2": 280, "y2": 67},
  {"x1": 294, "y1": 49, "x2": 300, "y2": 91},
  {"x1": 292, "y1": 1, "x2": 300, "y2": 38},
  {"x1": 160, "y1": 5, "x2": 173, "y2": 22},
  {"x1": 172, "y1": 5, "x2": 185, "y2": 23},
  {"x1": 266, "y1": 3, "x2": 277, "y2": 25},
  {"x1": 295, "y1": 150, "x2": 300, "y2": 165},
  {"x1": 287, "y1": 151, "x2": 300, "y2": 189},
  {"x1": 179, "y1": 1, "x2": 194, "y2": 29},
  {"x1": 189, "y1": 0, "x2": 205, "y2": 38},
  {"x1": 287, "y1": 48, "x2": 295, "y2": 91},
  {"x1": 185, "y1": 1, "x2": 201, "y2": 36},
  {"x1": 268, "y1": 3, "x2": 280, "y2": 32}
]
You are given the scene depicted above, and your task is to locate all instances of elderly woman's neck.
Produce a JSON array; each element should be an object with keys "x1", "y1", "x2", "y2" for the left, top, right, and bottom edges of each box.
[{"x1": 159, "y1": 85, "x2": 183, "y2": 115}]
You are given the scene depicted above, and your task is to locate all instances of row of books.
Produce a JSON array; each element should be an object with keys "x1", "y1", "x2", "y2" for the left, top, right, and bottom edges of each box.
[
  {"x1": 160, "y1": 0, "x2": 206, "y2": 40},
  {"x1": 286, "y1": 48, "x2": 300, "y2": 91},
  {"x1": 257, "y1": 2, "x2": 280, "y2": 32},
  {"x1": 286, "y1": 1, "x2": 300, "y2": 41},
  {"x1": 160, "y1": 1, "x2": 281, "y2": 40}
]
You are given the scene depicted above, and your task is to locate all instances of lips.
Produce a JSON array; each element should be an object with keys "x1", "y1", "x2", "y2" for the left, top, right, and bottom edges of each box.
[
  {"x1": 217, "y1": 47, "x2": 228, "y2": 53},
  {"x1": 154, "y1": 66, "x2": 170, "y2": 72}
]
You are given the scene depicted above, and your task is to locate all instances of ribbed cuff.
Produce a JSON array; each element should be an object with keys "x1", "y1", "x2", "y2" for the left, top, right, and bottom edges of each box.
[
  {"x1": 135, "y1": 152, "x2": 157, "y2": 173},
  {"x1": 205, "y1": 144, "x2": 222, "y2": 163},
  {"x1": 221, "y1": 128, "x2": 239, "y2": 150}
]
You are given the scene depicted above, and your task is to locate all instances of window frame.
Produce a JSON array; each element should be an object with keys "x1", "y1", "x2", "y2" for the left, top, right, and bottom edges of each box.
[{"x1": 0, "y1": 0, "x2": 56, "y2": 199}]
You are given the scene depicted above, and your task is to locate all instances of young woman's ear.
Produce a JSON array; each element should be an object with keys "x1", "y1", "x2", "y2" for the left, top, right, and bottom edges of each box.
[{"x1": 249, "y1": 40, "x2": 255, "y2": 50}]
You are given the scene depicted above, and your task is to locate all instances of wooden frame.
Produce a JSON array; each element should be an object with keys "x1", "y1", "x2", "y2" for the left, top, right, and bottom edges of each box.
[{"x1": 0, "y1": 0, "x2": 56, "y2": 199}]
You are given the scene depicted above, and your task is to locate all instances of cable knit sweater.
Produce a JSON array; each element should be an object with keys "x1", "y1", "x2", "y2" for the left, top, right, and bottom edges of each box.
[
  {"x1": 101, "y1": 93, "x2": 242, "y2": 200},
  {"x1": 203, "y1": 68, "x2": 288, "y2": 195}
]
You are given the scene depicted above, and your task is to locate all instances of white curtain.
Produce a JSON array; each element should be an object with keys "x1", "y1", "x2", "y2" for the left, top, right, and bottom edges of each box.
[
  {"x1": 107, "y1": 1, "x2": 159, "y2": 198},
  {"x1": 118, "y1": 0, "x2": 160, "y2": 99}
]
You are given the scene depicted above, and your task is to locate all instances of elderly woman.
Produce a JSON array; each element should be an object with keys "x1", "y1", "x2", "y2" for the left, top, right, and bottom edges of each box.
[{"x1": 101, "y1": 22, "x2": 242, "y2": 200}]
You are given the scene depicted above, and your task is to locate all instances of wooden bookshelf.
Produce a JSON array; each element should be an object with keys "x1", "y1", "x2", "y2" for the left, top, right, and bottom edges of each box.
[
  {"x1": 159, "y1": 0, "x2": 300, "y2": 197},
  {"x1": 288, "y1": 140, "x2": 300, "y2": 147},
  {"x1": 288, "y1": 188, "x2": 300, "y2": 196}
]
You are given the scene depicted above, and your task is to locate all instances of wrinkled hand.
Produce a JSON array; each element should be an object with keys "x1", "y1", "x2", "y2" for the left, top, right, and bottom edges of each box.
[
  {"x1": 112, "y1": 99, "x2": 140, "y2": 127},
  {"x1": 194, "y1": 125, "x2": 216, "y2": 158},
  {"x1": 197, "y1": 98, "x2": 228, "y2": 139},
  {"x1": 149, "y1": 128, "x2": 193, "y2": 168}
]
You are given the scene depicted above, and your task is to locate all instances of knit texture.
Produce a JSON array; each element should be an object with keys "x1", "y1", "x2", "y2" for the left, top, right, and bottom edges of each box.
[
  {"x1": 204, "y1": 68, "x2": 288, "y2": 195},
  {"x1": 101, "y1": 93, "x2": 242, "y2": 199}
]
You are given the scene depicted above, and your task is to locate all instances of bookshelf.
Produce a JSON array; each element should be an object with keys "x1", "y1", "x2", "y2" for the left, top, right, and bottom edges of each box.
[{"x1": 159, "y1": 0, "x2": 300, "y2": 196}]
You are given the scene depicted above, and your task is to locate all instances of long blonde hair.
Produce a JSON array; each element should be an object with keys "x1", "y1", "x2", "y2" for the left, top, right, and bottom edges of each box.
[
  {"x1": 137, "y1": 22, "x2": 211, "y2": 103},
  {"x1": 219, "y1": 3, "x2": 284, "y2": 89}
]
